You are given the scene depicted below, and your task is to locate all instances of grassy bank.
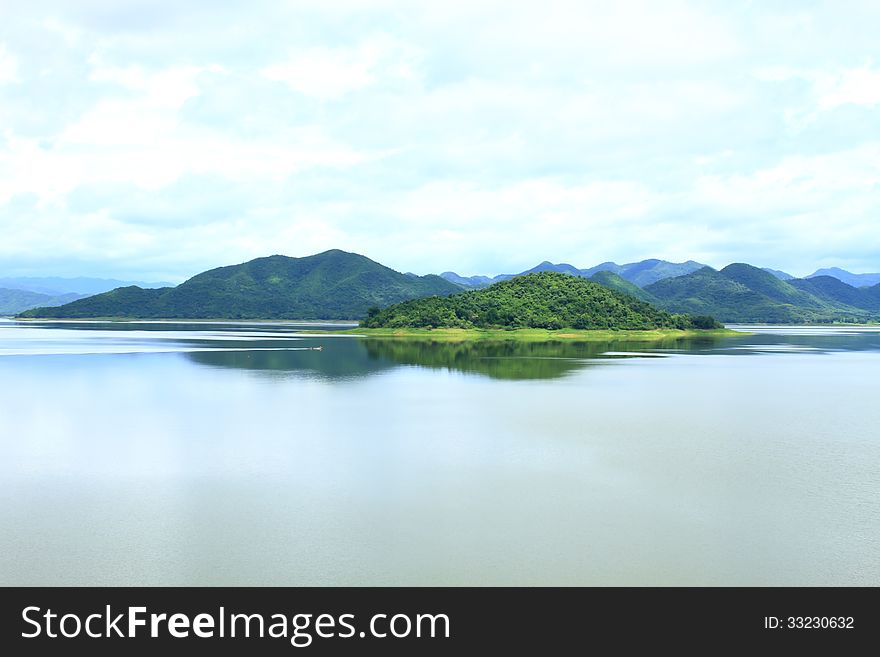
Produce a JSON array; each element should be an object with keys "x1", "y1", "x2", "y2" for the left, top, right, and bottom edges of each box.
[{"x1": 321, "y1": 327, "x2": 742, "y2": 342}]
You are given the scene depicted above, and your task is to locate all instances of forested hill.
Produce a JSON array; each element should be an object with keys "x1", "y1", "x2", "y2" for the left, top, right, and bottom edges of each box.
[
  {"x1": 20, "y1": 250, "x2": 460, "y2": 320},
  {"x1": 362, "y1": 271, "x2": 721, "y2": 330},
  {"x1": 644, "y1": 263, "x2": 880, "y2": 323}
]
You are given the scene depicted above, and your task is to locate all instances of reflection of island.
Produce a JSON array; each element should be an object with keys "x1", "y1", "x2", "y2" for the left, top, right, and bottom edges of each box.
[
  {"x1": 182, "y1": 328, "x2": 880, "y2": 382},
  {"x1": 362, "y1": 339, "x2": 594, "y2": 380},
  {"x1": 361, "y1": 337, "x2": 729, "y2": 380},
  {"x1": 185, "y1": 334, "x2": 737, "y2": 381}
]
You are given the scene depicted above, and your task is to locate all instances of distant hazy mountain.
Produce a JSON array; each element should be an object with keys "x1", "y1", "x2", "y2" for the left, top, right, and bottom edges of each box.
[
  {"x1": 20, "y1": 250, "x2": 460, "y2": 320},
  {"x1": 645, "y1": 263, "x2": 880, "y2": 323},
  {"x1": 441, "y1": 261, "x2": 585, "y2": 287},
  {"x1": 581, "y1": 259, "x2": 708, "y2": 287},
  {"x1": 440, "y1": 258, "x2": 707, "y2": 288},
  {"x1": 0, "y1": 289, "x2": 88, "y2": 315},
  {"x1": 0, "y1": 276, "x2": 172, "y2": 296},
  {"x1": 520, "y1": 261, "x2": 583, "y2": 277},
  {"x1": 762, "y1": 268, "x2": 794, "y2": 281},
  {"x1": 806, "y1": 268, "x2": 880, "y2": 288},
  {"x1": 576, "y1": 261, "x2": 623, "y2": 277},
  {"x1": 439, "y1": 271, "x2": 495, "y2": 287}
]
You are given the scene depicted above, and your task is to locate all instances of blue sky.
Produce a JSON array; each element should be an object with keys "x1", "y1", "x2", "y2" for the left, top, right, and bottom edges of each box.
[{"x1": 1, "y1": 0, "x2": 879, "y2": 282}]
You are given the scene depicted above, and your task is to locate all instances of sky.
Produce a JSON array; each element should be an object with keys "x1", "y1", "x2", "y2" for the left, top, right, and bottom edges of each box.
[{"x1": 1, "y1": 0, "x2": 879, "y2": 282}]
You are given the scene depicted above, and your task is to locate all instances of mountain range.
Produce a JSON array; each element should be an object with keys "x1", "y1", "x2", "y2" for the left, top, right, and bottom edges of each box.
[
  {"x1": 439, "y1": 260, "x2": 880, "y2": 323},
  {"x1": 19, "y1": 250, "x2": 458, "y2": 320},
  {"x1": 642, "y1": 264, "x2": 880, "y2": 323},
  {"x1": 11, "y1": 250, "x2": 880, "y2": 324},
  {"x1": 441, "y1": 260, "x2": 880, "y2": 290}
]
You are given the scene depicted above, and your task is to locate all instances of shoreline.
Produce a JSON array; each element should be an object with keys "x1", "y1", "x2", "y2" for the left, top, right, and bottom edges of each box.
[
  {"x1": 1, "y1": 318, "x2": 743, "y2": 340},
  {"x1": 318, "y1": 327, "x2": 743, "y2": 341},
  {"x1": 8, "y1": 317, "x2": 879, "y2": 338}
]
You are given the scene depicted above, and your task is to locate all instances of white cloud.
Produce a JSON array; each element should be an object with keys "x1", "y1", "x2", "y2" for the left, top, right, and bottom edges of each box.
[
  {"x1": 60, "y1": 62, "x2": 213, "y2": 148},
  {"x1": 41, "y1": 17, "x2": 84, "y2": 46},
  {"x1": 1, "y1": 1, "x2": 879, "y2": 278},
  {"x1": 0, "y1": 125, "x2": 372, "y2": 203},
  {"x1": 261, "y1": 38, "x2": 420, "y2": 100},
  {"x1": 757, "y1": 64, "x2": 880, "y2": 130},
  {"x1": 815, "y1": 65, "x2": 880, "y2": 110},
  {"x1": 691, "y1": 143, "x2": 880, "y2": 258},
  {"x1": 262, "y1": 46, "x2": 375, "y2": 100},
  {"x1": 0, "y1": 44, "x2": 19, "y2": 84},
  {"x1": 0, "y1": 58, "x2": 374, "y2": 202},
  {"x1": 88, "y1": 59, "x2": 208, "y2": 103},
  {"x1": 697, "y1": 144, "x2": 880, "y2": 206}
]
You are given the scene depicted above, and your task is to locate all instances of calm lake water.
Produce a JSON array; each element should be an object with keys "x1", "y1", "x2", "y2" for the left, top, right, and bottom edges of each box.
[{"x1": 1, "y1": 319, "x2": 878, "y2": 585}]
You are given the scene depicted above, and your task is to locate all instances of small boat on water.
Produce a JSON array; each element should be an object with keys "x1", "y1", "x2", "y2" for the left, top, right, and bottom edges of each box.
[{"x1": 312, "y1": 345, "x2": 323, "y2": 351}]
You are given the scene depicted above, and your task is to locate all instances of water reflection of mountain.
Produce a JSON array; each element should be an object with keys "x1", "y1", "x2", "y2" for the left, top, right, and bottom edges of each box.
[
  {"x1": 188, "y1": 338, "x2": 594, "y2": 381},
  {"x1": 361, "y1": 336, "x2": 728, "y2": 380},
  {"x1": 362, "y1": 339, "x2": 595, "y2": 380},
  {"x1": 187, "y1": 335, "x2": 724, "y2": 381},
  {"x1": 188, "y1": 338, "x2": 591, "y2": 381},
  {"x1": 186, "y1": 338, "x2": 395, "y2": 381},
  {"x1": 184, "y1": 329, "x2": 880, "y2": 381}
]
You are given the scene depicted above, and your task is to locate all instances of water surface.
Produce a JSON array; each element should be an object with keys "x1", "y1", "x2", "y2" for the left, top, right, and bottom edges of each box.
[{"x1": 1, "y1": 320, "x2": 878, "y2": 585}]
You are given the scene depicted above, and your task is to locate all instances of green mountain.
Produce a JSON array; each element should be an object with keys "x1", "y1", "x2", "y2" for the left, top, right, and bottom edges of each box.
[
  {"x1": 790, "y1": 276, "x2": 880, "y2": 312},
  {"x1": 587, "y1": 270, "x2": 658, "y2": 303},
  {"x1": 362, "y1": 271, "x2": 720, "y2": 330},
  {"x1": 645, "y1": 264, "x2": 879, "y2": 323},
  {"x1": 20, "y1": 250, "x2": 460, "y2": 320},
  {"x1": 721, "y1": 263, "x2": 826, "y2": 308},
  {"x1": 0, "y1": 288, "x2": 87, "y2": 315}
]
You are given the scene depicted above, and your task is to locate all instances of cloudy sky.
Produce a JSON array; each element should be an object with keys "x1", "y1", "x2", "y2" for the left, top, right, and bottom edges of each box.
[{"x1": 1, "y1": 0, "x2": 879, "y2": 282}]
